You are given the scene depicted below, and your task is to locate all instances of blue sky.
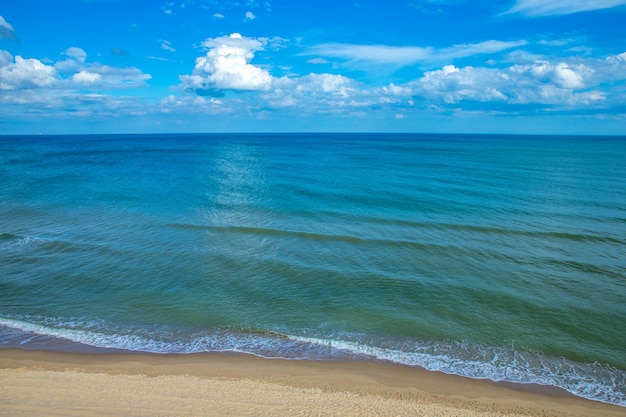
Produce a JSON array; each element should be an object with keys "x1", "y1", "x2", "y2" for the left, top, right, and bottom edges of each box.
[{"x1": 1, "y1": 0, "x2": 626, "y2": 134}]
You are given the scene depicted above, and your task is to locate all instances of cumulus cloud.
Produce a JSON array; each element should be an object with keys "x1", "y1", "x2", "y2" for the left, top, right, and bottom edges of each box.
[
  {"x1": 283, "y1": 73, "x2": 357, "y2": 97},
  {"x1": 160, "y1": 95, "x2": 230, "y2": 116},
  {"x1": 0, "y1": 44, "x2": 151, "y2": 117},
  {"x1": 259, "y1": 73, "x2": 361, "y2": 112},
  {"x1": 0, "y1": 56, "x2": 58, "y2": 90},
  {"x1": 304, "y1": 39, "x2": 526, "y2": 68},
  {"x1": 77, "y1": 64, "x2": 151, "y2": 89},
  {"x1": 180, "y1": 33, "x2": 273, "y2": 95},
  {"x1": 408, "y1": 65, "x2": 509, "y2": 103},
  {"x1": 0, "y1": 42, "x2": 156, "y2": 122},
  {"x1": 404, "y1": 56, "x2": 615, "y2": 109},
  {"x1": 510, "y1": 61, "x2": 591, "y2": 89},
  {"x1": 176, "y1": 33, "x2": 370, "y2": 114},
  {"x1": 56, "y1": 47, "x2": 88, "y2": 73},
  {"x1": 72, "y1": 70, "x2": 102, "y2": 85},
  {"x1": 244, "y1": 11, "x2": 256, "y2": 21},
  {"x1": 173, "y1": 33, "x2": 626, "y2": 120},
  {"x1": 52, "y1": 47, "x2": 150, "y2": 89},
  {"x1": 504, "y1": 0, "x2": 626, "y2": 16},
  {"x1": 0, "y1": 16, "x2": 18, "y2": 42}
]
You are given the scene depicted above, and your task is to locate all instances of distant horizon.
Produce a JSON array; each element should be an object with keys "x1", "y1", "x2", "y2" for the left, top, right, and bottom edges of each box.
[
  {"x1": 2, "y1": 1, "x2": 626, "y2": 135},
  {"x1": 2, "y1": 131, "x2": 625, "y2": 138}
]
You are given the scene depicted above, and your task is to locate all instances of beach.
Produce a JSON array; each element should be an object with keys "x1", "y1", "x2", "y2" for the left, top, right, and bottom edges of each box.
[{"x1": 1, "y1": 349, "x2": 623, "y2": 417}]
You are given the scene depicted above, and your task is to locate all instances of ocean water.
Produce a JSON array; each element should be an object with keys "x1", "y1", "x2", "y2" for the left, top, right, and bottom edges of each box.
[{"x1": 0, "y1": 133, "x2": 625, "y2": 406}]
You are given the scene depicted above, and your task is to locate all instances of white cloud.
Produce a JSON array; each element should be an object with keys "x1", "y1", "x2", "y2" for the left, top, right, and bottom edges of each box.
[
  {"x1": 0, "y1": 16, "x2": 18, "y2": 42},
  {"x1": 608, "y1": 52, "x2": 626, "y2": 63},
  {"x1": 0, "y1": 45, "x2": 151, "y2": 118},
  {"x1": 0, "y1": 50, "x2": 12, "y2": 67},
  {"x1": 438, "y1": 40, "x2": 528, "y2": 61},
  {"x1": 64, "y1": 47, "x2": 87, "y2": 63},
  {"x1": 409, "y1": 65, "x2": 510, "y2": 103},
  {"x1": 293, "y1": 73, "x2": 356, "y2": 96},
  {"x1": 0, "y1": 56, "x2": 58, "y2": 90},
  {"x1": 261, "y1": 73, "x2": 361, "y2": 112},
  {"x1": 244, "y1": 11, "x2": 256, "y2": 20},
  {"x1": 72, "y1": 70, "x2": 103, "y2": 85},
  {"x1": 404, "y1": 57, "x2": 611, "y2": 108},
  {"x1": 56, "y1": 47, "x2": 88, "y2": 73},
  {"x1": 0, "y1": 45, "x2": 155, "y2": 122},
  {"x1": 52, "y1": 47, "x2": 151, "y2": 89},
  {"x1": 504, "y1": 0, "x2": 626, "y2": 16},
  {"x1": 79, "y1": 63, "x2": 151, "y2": 89},
  {"x1": 306, "y1": 43, "x2": 432, "y2": 66},
  {"x1": 307, "y1": 57, "x2": 330, "y2": 65},
  {"x1": 213, "y1": 13, "x2": 225, "y2": 19},
  {"x1": 160, "y1": 95, "x2": 229, "y2": 115},
  {"x1": 305, "y1": 39, "x2": 526, "y2": 68},
  {"x1": 176, "y1": 34, "x2": 368, "y2": 113},
  {"x1": 174, "y1": 34, "x2": 626, "y2": 120},
  {"x1": 146, "y1": 55, "x2": 173, "y2": 62},
  {"x1": 511, "y1": 61, "x2": 591, "y2": 89},
  {"x1": 162, "y1": 40, "x2": 176, "y2": 52},
  {"x1": 180, "y1": 33, "x2": 273, "y2": 94}
]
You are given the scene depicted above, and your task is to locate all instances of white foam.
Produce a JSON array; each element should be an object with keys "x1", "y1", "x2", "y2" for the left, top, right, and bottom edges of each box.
[
  {"x1": 285, "y1": 335, "x2": 626, "y2": 407},
  {"x1": 1, "y1": 317, "x2": 624, "y2": 407}
]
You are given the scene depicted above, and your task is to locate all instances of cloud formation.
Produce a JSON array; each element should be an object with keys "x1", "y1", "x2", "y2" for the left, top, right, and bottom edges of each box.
[
  {"x1": 401, "y1": 53, "x2": 626, "y2": 110},
  {"x1": 0, "y1": 46, "x2": 151, "y2": 118},
  {"x1": 177, "y1": 33, "x2": 366, "y2": 115},
  {"x1": 306, "y1": 43, "x2": 431, "y2": 67},
  {"x1": 505, "y1": 0, "x2": 626, "y2": 16},
  {"x1": 161, "y1": 40, "x2": 176, "y2": 52},
  {"x1": 55, "y1": 47, "x2": 150, "y2": 89},
  {"x1": 0, "y1": 54, "x2": 58, "y2": 90},
  {"x1": 4, "y1": 23, "x2": 625, "y2": 129},
  {"x1": 305, "y1": 39, "x2": 527, "y2": 68},
  {"x1": 180, "y1": 33, "x2": 272, "y2": 95},
  {"x1": 173, "y1": 32, "x2": 626, "y2": 121},
  {"x1": 0, "y1": 16, "x2": 19, "y2": 42}
]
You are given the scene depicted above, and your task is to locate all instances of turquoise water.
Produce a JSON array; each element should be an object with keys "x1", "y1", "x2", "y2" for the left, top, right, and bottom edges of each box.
[{"x1": 1, "y1": 133, "x2": 625, "y2": 405}]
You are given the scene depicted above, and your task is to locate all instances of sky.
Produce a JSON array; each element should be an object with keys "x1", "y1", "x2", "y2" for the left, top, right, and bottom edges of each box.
[{"x1": 1, "y1": 0, "x2": 626, "y2": 135}]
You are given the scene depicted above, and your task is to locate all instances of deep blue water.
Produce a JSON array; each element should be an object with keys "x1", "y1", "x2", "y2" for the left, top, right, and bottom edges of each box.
[{"x1": 1, "y1": 133, "x2": 625, "y2": 405}]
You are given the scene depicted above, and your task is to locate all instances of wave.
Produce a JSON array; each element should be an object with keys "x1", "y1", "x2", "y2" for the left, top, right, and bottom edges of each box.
[
  {"x1": 0, "y1": 233, "x2": 79, "y2": 253},
  {"x1": 1, "y1": 316, "x2": 624, "y2": 407},
  {"x1": 168, "y1": 222, "x2": 625, "y2": 246}
]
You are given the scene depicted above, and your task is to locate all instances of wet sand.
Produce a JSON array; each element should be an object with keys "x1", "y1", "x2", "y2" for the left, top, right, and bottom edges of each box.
[{"x1": 1, "y1": 349, "x2": 623, "y2": 417}]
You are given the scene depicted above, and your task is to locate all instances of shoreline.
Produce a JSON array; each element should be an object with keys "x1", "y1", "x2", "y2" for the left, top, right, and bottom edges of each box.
[{"x1": 2, "y1": 349, "x2": 624, "y2": 417}]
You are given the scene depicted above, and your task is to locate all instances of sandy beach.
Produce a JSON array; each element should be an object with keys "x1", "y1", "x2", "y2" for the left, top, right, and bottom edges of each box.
[{"x1": 1, "y1": 349, "x2": 623, "y2": 417}]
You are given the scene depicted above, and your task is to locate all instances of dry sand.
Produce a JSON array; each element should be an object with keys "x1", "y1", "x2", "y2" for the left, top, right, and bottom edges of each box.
[{"x1": 1, "y1": 349, "x2": 624, "y2": 417}]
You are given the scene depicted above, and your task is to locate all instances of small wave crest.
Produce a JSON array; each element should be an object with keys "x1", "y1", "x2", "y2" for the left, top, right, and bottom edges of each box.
[
  {"x1": 0, "y1": 233, "x2": 38, "y2": 250},
  {"x1": 1, "y1": 317, "x2": 624, "y2": 407},
  {"x1": 0, "y1": 233, "x2": 78, "y2": 253}
]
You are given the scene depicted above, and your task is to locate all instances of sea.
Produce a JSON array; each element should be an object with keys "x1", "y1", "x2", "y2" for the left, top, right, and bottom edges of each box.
[{"x1": 0, "y1": 133, "x2": 624, "y2": 406}]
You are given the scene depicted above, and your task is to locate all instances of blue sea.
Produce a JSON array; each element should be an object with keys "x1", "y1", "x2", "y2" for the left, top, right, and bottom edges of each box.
[{"x1": 1, "y1": 133, "x2": 625, "y2": 406}]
